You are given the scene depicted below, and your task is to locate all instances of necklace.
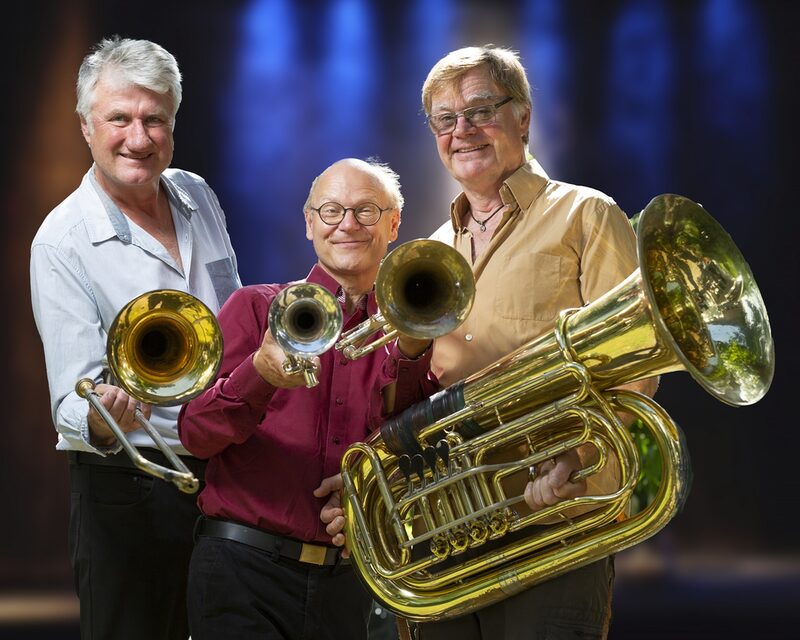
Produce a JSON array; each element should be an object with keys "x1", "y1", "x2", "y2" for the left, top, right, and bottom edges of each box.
[{"x1": 470, "y1": 203, "x2": 505, "y2": 232}]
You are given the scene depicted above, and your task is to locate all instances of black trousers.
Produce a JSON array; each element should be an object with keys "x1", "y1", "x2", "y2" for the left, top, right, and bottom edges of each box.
[
  {"x1": 68, "y1": 450, "x2": 205, "y2": 640},
  {"x1": 188, "y1": 535, "x2": 372, "y2": 640},
  {"x1": 415, "y1": 557, "x2": 614, "y2": 640}
]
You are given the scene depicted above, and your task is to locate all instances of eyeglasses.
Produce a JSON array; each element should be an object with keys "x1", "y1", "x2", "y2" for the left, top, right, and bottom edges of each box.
[
  {"x1": 426, "y1": 96, "x2": 514, "y2": 135},
  {"x1": 309, "y1": 202, "x2": 393, "y2": 226}
]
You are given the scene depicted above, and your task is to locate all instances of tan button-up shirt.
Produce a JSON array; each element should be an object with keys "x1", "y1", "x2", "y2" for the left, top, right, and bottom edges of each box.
[{"x1": 430, "y1": 160, "x2": 638, "y2": 387}]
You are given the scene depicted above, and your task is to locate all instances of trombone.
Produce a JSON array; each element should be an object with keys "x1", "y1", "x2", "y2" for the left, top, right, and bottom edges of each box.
[
  {"x1": 268, "y1": 282, "x2": 344, "y2": 387},
  {"x1": 76, "y1": 289, "x2": 223, "y2": 494},
  {"x1": 335, "y1": 239, "x2": 475, "y2": 359}
]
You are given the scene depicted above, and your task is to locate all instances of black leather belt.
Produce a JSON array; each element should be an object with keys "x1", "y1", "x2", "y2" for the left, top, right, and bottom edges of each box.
[
  {"x1": 197, "y1": 517, "x2": 344, "y2": 566},
  {"x1": 67, "y1": 449, "x2": 206, "y2": 479}
]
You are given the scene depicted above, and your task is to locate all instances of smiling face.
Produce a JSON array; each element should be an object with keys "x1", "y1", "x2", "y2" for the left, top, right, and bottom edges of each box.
[
  {"x1": 80, "y1": 73, "x2": 175, "y2": 196},
  {"x1": 304, "y1": 161, "x2": 401, "y2": 292},
  {"x1": 430, "y1": 65, "x2": 530, "y2": 196}
]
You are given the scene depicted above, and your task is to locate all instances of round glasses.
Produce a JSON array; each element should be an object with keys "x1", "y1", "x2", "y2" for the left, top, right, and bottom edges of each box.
[
  {"x1": 427, "y1": 96, "x2": 514, "y2": 135},
  {"x1": 309, "y1": 202, "x2": 393, "y2": 226}
]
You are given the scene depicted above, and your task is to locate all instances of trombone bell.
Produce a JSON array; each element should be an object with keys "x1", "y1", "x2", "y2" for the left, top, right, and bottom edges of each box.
[{"x1": 108, "y1": 289, "x2": 223, "y2": 405}]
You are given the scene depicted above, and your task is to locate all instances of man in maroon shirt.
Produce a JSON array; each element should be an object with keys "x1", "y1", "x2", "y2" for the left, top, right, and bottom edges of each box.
[{"x1": 178, "y1": 158, "x2": 431, "y2": 640}]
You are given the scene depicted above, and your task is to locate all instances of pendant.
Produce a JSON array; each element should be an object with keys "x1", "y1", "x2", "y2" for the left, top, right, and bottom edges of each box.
[{"x1": 479, "y1": 222, "x2": 487, "y2": 232}]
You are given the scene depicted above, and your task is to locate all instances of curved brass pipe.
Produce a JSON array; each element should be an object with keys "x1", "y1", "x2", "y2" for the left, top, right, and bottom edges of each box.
[{"x1": 340, "y1": 194, "x2": 774, "y2": 621}]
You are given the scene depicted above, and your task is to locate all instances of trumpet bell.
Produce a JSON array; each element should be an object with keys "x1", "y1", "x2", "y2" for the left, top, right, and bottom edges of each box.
[
  {"x1": 376, "y1": 239, "x2": 475, "y2": 340},
  {"x1": 269, "y1": 283, "x2": 343, "y2": 357},
  {"x1": 107, "y1": 289, "x2": 223, "y2": 406}
]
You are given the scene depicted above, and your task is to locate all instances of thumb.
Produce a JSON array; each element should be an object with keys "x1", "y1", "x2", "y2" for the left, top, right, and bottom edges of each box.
[{"x1": 313, "y1": 473, "x2": 343, "y2": 497}]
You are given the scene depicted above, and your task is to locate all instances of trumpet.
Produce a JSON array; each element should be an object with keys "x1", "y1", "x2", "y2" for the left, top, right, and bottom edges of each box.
[
  {"x1": 268, "y1": 282, "x2": 343, "y2": 387},
  {"x1": 340, "y1": 194, "x2": 774, "y2": 621},
  {"x1": 335, "y1": 239, "x2": 475, "y2": 359},
  {"x1": 76, "y1": 289, "x2": 223, "y2": 494}
]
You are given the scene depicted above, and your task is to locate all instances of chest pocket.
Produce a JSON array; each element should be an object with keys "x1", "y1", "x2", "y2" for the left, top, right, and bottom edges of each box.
[
  {"x1": 494, "y1": 252, "x2": 562, "y2": 321},
  {"x1": 205, "y1": 257, "x2": 239, "y2": 307}
]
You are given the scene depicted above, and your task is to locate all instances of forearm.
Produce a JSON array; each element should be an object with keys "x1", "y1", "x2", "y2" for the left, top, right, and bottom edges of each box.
[
  {"x1": 178, "y1": 354, "x2": 275, "y2": 458},
  {"x1": 369, "y1": 340, "x2": 439, "y2": 428}
]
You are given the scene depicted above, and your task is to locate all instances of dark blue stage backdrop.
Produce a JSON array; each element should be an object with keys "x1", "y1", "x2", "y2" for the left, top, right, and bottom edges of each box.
[{"x1": 3, "y1": 1, "x2": 797, "y2": 638}]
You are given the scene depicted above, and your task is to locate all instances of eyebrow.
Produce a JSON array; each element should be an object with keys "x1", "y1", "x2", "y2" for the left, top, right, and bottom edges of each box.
[{"x1": 431, "y1": 93, "x2": 500, "y2": 113}]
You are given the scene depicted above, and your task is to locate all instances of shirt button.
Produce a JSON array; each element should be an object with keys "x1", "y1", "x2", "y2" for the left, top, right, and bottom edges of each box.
[
  {"x1": 339, "y1": 359, "x2": 348, "y2": 366},
  {"x1": 335, "y1": 398, "x2": 343, "y2": 406},
  {"x1": 333, "y1": 436, "x2": 341, "y2": 445},
  {"x1": 465, "y1": 334, "x2": 473, "y2": 341}
]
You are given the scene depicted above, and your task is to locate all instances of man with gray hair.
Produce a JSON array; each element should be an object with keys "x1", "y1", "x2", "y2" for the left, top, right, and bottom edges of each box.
[
  {"x1": 179, "y1": 157, "x2": 430, "y2": 640},
  {"x1": 30, "y1": 36, "x2": 240, "y2": 639}
]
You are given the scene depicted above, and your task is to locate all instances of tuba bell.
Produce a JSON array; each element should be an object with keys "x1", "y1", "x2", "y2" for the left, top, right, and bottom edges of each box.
[
  {"x1": 76, "y1": 289, "x2": 223, "y2": 494},
  {"x1": 340, "y1": 195, "x2": 774, "y2": 621},
  {"x1": 268, "y1": 282, "x2": 343, "y2": 387},
  {"x1": 335, "y1": 239, "x2": 475, "y2": 359}
]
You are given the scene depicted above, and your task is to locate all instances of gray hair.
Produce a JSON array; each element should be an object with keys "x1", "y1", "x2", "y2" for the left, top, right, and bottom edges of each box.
[
  {"x1": 422, "y1": 45, "x2": 532, "y2": 144},
  {"x1": 76, "y1": 36, "x2": 182, "y2": 126},
  {"x1": 304, "y1": 157, "x2": 405, "y2": 213}
]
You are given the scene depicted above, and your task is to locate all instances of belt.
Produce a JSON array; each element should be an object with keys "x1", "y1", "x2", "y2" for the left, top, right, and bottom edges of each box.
[
  {"x1": 197, "y1": 517, "x2": 344, "y2": 567},
  {"x1": 67, "y1": 449, "x2": 206, "y2": 479}
]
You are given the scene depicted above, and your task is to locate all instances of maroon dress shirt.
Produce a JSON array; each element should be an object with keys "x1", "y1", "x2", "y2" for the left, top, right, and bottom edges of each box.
[{"x1": 179, "y1": 264, "x2": 432, "y2": 544}]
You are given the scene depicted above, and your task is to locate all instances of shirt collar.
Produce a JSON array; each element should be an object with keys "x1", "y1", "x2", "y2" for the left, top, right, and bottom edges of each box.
[
  {"x1": 84, "y1": 165, "x2": 195, "y2": 245},
  {"x1": 448, "y1": 158, "x2": 550, "y2": 232},
  {"x1": 304, "y1": 264, "x2": 378, "y2": 316}
]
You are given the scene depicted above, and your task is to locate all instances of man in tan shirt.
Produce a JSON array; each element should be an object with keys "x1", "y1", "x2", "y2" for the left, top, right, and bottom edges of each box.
[{"x1": 414, "y1": 45, "x2": 657, "y2": 640}]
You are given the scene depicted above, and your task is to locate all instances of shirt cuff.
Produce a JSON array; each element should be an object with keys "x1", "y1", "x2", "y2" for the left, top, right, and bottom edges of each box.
[
  {"x1": 387, "y1": 341, "x2": 433, "y2": 378},
  {"x1": 225, "y1": 352, "x2": 277, "y2": 410}
]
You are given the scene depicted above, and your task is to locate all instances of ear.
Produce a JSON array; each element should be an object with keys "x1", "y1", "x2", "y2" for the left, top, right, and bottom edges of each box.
[
  {"x1": 80, "y1": 116, "x2": 91, "y2": 145},
  {"x1": 304, "y1": 210, "x2": 314, "y2": 240},
  {"x1": 388, "y1": 210, "x2": 401, "y2": 243},
  {"x1": 519, "y1": 107, "x2": 531, "y2": 138}
]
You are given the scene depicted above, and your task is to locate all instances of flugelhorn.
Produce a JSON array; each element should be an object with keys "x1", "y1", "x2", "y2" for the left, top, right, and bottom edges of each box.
[
  {"x1": 340, "y1": 194, "x2": 774, "y2": 621},
  {"x1": 335, "y1": 239, "x2": 475, "y2": 359},
  {"x1": 268, "y1": 282, "x2": 343, "y2": 387},
  {"x1": 76, "y1": 289, "x2": 223, "y2": 494}
]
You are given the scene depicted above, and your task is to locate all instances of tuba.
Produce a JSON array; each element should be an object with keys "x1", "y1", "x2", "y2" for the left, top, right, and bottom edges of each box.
[
  {"x1": 268, "y1": 282, "x2": 344, "y2": 387},
  {"x1": 76, "y1": 289, "x2": 223, "y2": 494},
  {"x1": 340, "y1": 195, "x2": 774, "y2": 621},
  {"x1": 335, "y1": 239, "x2": 475, "y2": 359}
]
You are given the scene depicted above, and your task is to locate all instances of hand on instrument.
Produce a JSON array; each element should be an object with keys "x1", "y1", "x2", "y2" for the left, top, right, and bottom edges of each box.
[
  {"x1": 87, "y1": 383, "x2": 151, "y2": 446},
  {"x1": 314, "y1": 473, "x2": 350, "y2": 558},
  {"x1": 396, "y1": 335, "x2": 432, "y2": 360},
  {"x1": 253, "y1": 329, "x2": 315, "y2": 388},
  {"x1": 524, "y1": 448, "x2": 587, "y2": 512}
]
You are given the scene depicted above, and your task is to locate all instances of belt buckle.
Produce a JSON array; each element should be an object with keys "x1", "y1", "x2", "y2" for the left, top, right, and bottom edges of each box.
[{"x1": 299, "y1": 543, "x2": 328, "y2": 565}]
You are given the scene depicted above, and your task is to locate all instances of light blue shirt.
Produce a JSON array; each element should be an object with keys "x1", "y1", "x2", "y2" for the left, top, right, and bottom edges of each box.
[{"x1": 30, "y1": 166, "x2": 241, "y2": 454}]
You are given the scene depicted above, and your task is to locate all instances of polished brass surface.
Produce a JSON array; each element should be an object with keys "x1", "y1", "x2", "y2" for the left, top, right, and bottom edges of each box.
[
  {"x1": 335, "y1": 239, "x2": 475, "y2": 359},
  {"x1": 340, "y1": 195, "x2": 774, "y2": 621},
  {"x1": 268, "y1": 283, "x2": 343, "y2": 387},
  {"x1": 76, "y1": 289, "x2": 223, "y2": 494}
]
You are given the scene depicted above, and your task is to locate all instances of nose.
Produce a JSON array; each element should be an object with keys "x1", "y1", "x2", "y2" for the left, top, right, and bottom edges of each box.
[
  {"x1": 126, "y1": 119, "x2": 153, "y2": 150},
  {"x1": 452, "y1": 113, "x2": 477, "y2": 136},
  {"x1": 336, "y1": 208, "x2": 362, "y2": 231}
]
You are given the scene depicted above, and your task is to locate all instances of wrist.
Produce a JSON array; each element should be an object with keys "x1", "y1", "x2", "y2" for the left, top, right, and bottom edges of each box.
[{"x1": 397, "y1": 338, "x2": 432, "y2": 360}]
